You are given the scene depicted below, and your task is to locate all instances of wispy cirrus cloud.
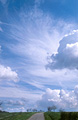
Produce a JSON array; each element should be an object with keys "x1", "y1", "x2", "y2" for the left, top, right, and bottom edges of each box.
[
  {"x1": 7, "y1": 8, "x2": 75, "y2": 71},
  {"x1": 4, "y1": 7, "x2": 76, "y2": 91},
  {"x1": 0, "y1": 0, "x2": 78, "y2": 111},
  {"x1": 1, "y1": 5, "x2": 77, "y2": 91}
]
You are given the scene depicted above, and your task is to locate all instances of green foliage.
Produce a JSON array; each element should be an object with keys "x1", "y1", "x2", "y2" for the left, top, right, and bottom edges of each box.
[
  {"x1": 44, "y1": 112, "x2": 61, "y2": 120},
  {"x1": 44, "y1": 112, "x2": 51, "y2": 120},
  {"x1": 0, "y1": 112, "x2": 35, "y2": 120},
  {"x1": 44, "y1": 112, "x2": 78, "y2": 120}
]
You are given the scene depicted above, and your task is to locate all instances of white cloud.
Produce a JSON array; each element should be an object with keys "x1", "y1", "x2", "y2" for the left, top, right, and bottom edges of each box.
[
  {"x1": 47, "y1": 30, "x2": 78, "y2": 70},
  {"x1": 0, "y1": 86, "x2": 43, "y2": 111},
  {"x1": 3, "y1": 7, "x2": 78, "y2": 92},
  {"x1": 27, "y1": 80, "x2": 46, "y2": 90},
  {"x1": 38, "y1": 86, "x2": 78, "y2": 111},
  {"x1": 1, "y1": 5, "x2": 78, "y2": 112},
  {"x1": 0, "y1": 64, "x2": 18, "y2": 82},
  {"x1": 2, "y1": 86, "x2": 78, "y2": 112},
  {"x1": 7, "y1": 7, "x2": 75, "y2": 80},
  {"x1": 0, "y1": 86, "x2": 42, "y2": 99},
  {"x1": 66, "y1": 42, "x2": 78, "y2": 57},
  {"x1": 0, "y1": 98, "x2": 28, "y2": 112}
]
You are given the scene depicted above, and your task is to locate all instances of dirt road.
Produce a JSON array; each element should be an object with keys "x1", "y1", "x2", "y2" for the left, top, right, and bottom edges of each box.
[{"x1": 27, "y1": 112, "x2": 45, "y2": 120}]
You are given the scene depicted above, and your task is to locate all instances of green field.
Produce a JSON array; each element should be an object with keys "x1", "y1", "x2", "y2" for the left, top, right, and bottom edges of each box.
[
  {"x1": 0, "y1": 112, "x2": 35, "y2": 120},
  {"x1": 1, "y1": 111, "x2": 78, "y2": 120},
  {"x1": 44, "y1": 112, "x2": 61, "y2": 120},
  {"x1": 44, "y1": 112, "x2": 78, "y2": 120}
]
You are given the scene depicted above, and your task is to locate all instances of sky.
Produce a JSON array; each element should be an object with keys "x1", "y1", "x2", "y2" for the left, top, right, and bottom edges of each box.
[{"x1": 0, "y1": 0, "x2": 78, "y2": 112}]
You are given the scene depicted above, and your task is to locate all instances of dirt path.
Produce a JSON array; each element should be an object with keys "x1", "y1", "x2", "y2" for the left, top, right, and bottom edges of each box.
[{"x1": 27, "y1": 112, "x2": 45, "y2": 120}]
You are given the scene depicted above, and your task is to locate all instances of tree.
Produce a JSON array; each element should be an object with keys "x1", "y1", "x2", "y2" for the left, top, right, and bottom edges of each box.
[
  {"x1": 48, "y1": 106, "x2": 56, "y2": 112},
  {"x1": 27, "y1": 108, "x2": 32, "y2": 112},
  {"x1": 0, "y1": 102, "x2": 3, "y2": 112},
  {"x1": 32, "y1": 109, "x2": 37, "y2": 112},
  {"x1": 51, "y1": 106, "x2": 56, "y2": 112},
  {"x1": 48, "y1": 106, "x2": 52, "y2": 111},
  {"x1": 59, "y1": 108, "x2": 65, "y2": 112}
]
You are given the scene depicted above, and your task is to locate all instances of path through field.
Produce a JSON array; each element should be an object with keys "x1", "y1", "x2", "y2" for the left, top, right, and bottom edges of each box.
[{"x1": 27, "y1": 112, "x2": 45, "y2": 120}]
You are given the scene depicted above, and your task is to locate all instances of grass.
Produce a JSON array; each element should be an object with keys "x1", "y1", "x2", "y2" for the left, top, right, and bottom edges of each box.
[
  {"x1": 1, "y1": 111, "x2": 78, "y2": 120},
  {"x1": 44, "y1": 112, "x2": 78, "y2": 120},
  {"x1": 0, "y1": 112, "x2": 35, "y2": 120},
  {"x1": 59, "y1": 112, "x2": 78, "y2": 120},
  {"x1": 44, "y1": 112, "x2": 61, "y2": 120}
]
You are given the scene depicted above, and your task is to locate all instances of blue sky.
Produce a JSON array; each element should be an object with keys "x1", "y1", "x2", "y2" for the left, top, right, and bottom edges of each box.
[{"x1": 0, "y1": 0, "x2": 78, "y2": 112}]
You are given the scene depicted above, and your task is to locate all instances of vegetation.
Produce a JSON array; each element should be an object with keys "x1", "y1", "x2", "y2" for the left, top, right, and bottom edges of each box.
[
  {"x1": 47, "y1": 106, "x2": 57, "y2": 112},
  {"x1": 44, "y1": 112, "x2": 61, "y2": 120},
  {"x1": 44, "y1": 112, "x2": 78, "y2": 120},
  {"x1": 1, "y1": 111, "x2": 78, "y2": 120},
  {"x1": 60, "y1": 112, "x2": 78, "y2": 120},
  {"x1": 0, "y1": 112, "x2": 35, "y2": 120}
]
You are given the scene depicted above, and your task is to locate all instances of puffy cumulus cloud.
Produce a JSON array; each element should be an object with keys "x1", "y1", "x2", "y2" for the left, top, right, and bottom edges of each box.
[
  {"x1": 0, "y1": 64, "x2": 18, "y2": 82},
  {"x1": 38, "y1": 87, "x2": 78, "y2": 111},
  {"x1": 47, "y1": 30, "x2": 78, "y2": 70}
]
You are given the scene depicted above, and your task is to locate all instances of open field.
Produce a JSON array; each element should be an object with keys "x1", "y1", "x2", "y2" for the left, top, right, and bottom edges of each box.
[
  {"x1": 60, "y1": 112, "x2": 78, "y2": 120},
  {"x1": 44, "y1": 112, "x2": 78, "y2": 120},
  {"x1": 1, "y1": 111, "x2": 78, "y2": 120},
  {"x1": 0, "y1": 112, "x2": 35, "y2": 120},
  {"x1": 44, "y1": 112, "x2": 61, "y2": 120}
]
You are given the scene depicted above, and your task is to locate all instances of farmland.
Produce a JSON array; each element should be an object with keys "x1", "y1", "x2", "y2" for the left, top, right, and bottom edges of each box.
[
  {"x1": 1, "y1": 111, "x2": 78, "y2": 120},
  {"x1": 44, "y1": 112, "x2": 61, "y2": 120},
  {"x1": 0, "y1": 112, "x2": 35, "y2": 120},
  {"x1": 44, "y1": 112, "x2": 78, "y2": 120}
]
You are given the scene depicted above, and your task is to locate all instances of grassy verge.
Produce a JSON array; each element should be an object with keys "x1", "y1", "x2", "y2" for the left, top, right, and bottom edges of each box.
[
  {"x1": 0, "y1": 112, "x2": 35, "y2": 120},
  {"x1": 44, "y1": 112, "x2": 61, "y2": 120},
  {"x1": 44, "y1": 112, "x2": 78, "y2": 120},
  {"x1": 59, "y1": 112, "x2": 78, "y2": 120}
]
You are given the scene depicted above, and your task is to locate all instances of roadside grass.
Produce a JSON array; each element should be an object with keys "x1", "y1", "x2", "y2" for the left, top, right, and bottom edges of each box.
[
  {"x1": 0, "y1": 112, "x2": 35, "y2": 120},
  {"x1": 44, "y1": 112, "x2": 78, "y2": 120},
  {"x1": 44, "y1": 112, "x2": 51, "y2": 120},
  {"x1": 59, "y1": 112, "x2": 78, "y2": 120},
  {"x1": 44, "y1": 112, "x2": 61, "y2": 120}
]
